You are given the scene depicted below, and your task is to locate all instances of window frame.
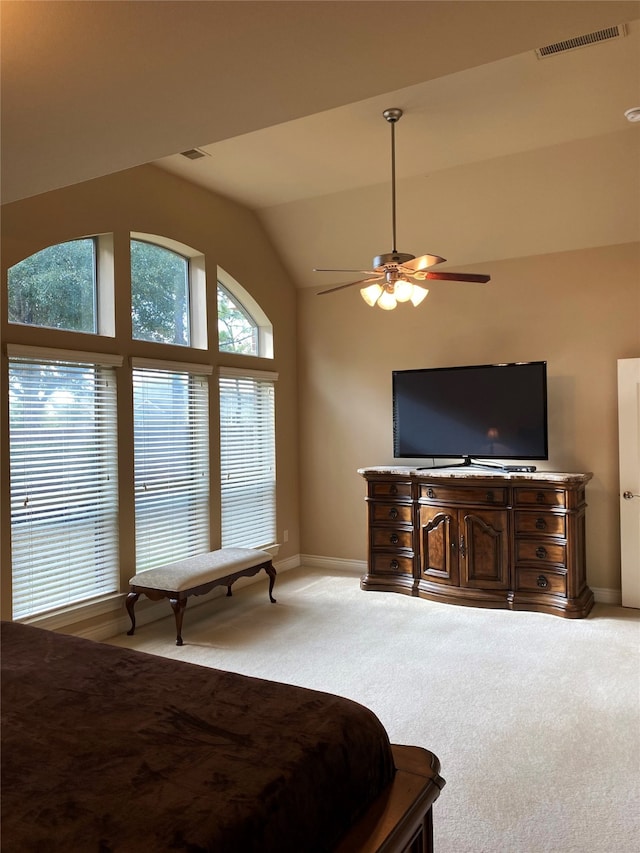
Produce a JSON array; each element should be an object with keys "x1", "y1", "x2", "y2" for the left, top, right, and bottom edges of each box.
[
  {"x1": 217, "y1": 267, "x2": 273, "y2": 359},
  {"x1": 6, "y1": 234, "x2": 116, "y2": 338},
  {"x1": 132, "y1": 357, "x2": 213, "y2": 571},
  {"x1": 130, "y1": 233, "x2": 207, "y2": 350},
  {"x1": 7, "y1": 344, "x2": 122, "y2": 621},
  {"x1": 219, "y1": 365, "x2": 278, "y2": 550}
]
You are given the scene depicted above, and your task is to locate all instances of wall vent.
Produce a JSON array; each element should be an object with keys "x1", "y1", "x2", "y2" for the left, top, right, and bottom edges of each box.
[
  {"x1": 535, "y1": 24, "x2": 626, "y2": 58},
  {"x1": 180, "y1": 148, "x2": 209, "y2": 160}
]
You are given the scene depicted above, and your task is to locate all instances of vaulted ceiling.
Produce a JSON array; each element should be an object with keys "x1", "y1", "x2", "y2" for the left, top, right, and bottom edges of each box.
[{"x1": 2, "y1": 1, "x2": 639, "y2": 290}]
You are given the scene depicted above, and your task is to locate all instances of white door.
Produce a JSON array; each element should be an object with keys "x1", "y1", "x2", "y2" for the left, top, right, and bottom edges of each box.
[{"x1": 618, "y1": 358, "x2": 640, "y2": 608}]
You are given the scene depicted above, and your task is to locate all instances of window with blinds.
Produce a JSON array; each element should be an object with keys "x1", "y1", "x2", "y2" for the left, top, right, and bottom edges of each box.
[
  {"x1": 8, "y1": 351, "x2": 120, "y2": 619},
  {"x1": 133, "y1": 362, "x2": 211, "y2": 570},
  {"x1": 219, "y1": 369, "x2": 277, "y2": 549}
]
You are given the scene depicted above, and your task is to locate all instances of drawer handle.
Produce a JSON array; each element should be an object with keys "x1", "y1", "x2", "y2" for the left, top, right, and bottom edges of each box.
[
  {"x1": 427, "y1": 488, "x2": 435, "y2": 499},
  {"x1": 389, "y1": 507, "x2": 399, "y2": 520},
  {"x1": 536, "y1": 574, "x2": 549, "y2": 589},
  {"x1": 390, "y1": 485, "x2": 398, "y2": 495},
  {"x1": 535, "y1": 518, "x2": 547, "y2": 530},
  {"x1": 390, "y1": 560, "x2": 399, "y2": 570},
  {"x1": 486, "y1": 491, "x2": 494, "y2": 502},
  {"x1": 535, "y1": 546, "x2": 547, "y2": 559},
  {"x1": 390, "y1": 533, "x2": 399, "y2": 545},
  {"x1": 536, "y1": 492, "x2": 546, "y2": 504}
]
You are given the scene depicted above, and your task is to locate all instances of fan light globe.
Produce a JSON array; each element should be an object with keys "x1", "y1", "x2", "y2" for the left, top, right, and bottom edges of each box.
[
  {"x1": 360, "y1": 283, "x2": 383, "y2": 306},
  {"x1": 410, "y1": 285, "x2": 429, "y2": 306},
  {"x1": 394, "y1": 279, "x2": 414, "y2": 302},
  {"x1": 377, "y1": 290, "x2": 398, "y2": 310}
]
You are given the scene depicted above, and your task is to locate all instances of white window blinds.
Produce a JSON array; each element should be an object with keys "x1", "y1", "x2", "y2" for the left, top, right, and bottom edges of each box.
[
  {"x1": 219, "y1": 368, "x2": 277, "y2": 549},
  {"x1": 8, "y1": 353, "x2": 120, "y2": 619},
  {"x1": 133, "y1": 362, "x2": 210, "y2": 570}
]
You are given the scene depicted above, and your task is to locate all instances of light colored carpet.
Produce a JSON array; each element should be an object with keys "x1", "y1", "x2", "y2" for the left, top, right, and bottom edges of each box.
[{"x1": 107, "y1": 567, "x2": 640, "y2": 853}]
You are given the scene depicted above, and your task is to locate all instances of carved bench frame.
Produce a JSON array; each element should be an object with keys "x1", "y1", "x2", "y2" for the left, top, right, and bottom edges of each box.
[{"x1": 125, "y1": 552, "x2": 276, "y2": 645}]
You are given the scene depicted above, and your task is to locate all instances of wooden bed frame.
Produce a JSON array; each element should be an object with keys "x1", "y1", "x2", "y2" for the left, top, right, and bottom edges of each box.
[{"x1": 337, "y1": 745, "x2": 445, "y2": 853}]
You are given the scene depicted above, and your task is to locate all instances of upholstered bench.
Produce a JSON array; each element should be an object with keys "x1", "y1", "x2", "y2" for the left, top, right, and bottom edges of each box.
[{"x1": 125, "y1": 547, "x2": 276, "y2": 646}]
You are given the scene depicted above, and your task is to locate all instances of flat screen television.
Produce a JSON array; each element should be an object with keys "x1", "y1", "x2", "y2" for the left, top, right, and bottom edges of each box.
[{"x1": 392, "y1": 361, "x2": 548, "y2": 467}]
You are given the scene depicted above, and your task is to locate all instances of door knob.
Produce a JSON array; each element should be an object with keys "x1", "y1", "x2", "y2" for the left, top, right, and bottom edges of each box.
[{"x1": 623, "y1": 491, "x2": 640, "y2": 500}]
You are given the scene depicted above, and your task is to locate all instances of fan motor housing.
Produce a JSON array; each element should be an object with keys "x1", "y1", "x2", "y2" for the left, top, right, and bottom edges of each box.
[{"x1": 373, "y1": 252, "x2": 415, "y2": 269}]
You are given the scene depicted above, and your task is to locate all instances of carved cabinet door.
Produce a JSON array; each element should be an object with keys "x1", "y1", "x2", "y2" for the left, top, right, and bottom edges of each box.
[
  {"x1": 420, "y1": 507, "x2": 459, "y2": 585},
  {"x1": 461, "y1": 510, "x2": 509, "y2": 589}
]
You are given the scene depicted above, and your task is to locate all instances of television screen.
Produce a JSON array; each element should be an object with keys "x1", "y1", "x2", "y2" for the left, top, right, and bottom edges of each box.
[{"x1": 392, "y1": 361, "x2": 548, "y2": 461}]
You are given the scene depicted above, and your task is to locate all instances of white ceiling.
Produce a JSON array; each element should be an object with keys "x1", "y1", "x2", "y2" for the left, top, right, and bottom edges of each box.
[
  {"x1": 2, "y1": 1, "x2": 639, "y2": 291},
  {"x1": 155, "y1": 24, "x2": 640, "y2": 210}
]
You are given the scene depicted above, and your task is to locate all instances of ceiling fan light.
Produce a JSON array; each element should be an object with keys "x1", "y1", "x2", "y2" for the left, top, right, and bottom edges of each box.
[
  {"x1": 360, "y1": 283, "x2": 383, "y2": 306},
  {"x1": 410, "y1": 285, "x2": 429, "y2": 307},
  {"x1": 377, "y1": 290, "x2": 398, "y2": 310},
  {"x1": 394, "y1": 279, "x2": 414, "y2": 302}
]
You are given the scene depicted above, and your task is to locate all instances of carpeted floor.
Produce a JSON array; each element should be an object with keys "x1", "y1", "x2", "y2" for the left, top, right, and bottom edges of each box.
[{"x1": 107, "y1": 566, "x2": 640, "y2": 853}]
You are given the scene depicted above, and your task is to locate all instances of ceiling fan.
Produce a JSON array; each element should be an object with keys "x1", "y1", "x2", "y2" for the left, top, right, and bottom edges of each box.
[{"x1": 315, "y1": 108, "x2": 490, "y2": 310}]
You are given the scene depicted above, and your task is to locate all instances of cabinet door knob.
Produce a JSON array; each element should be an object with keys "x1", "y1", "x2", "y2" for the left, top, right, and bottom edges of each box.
[
  {"x1": 390, "y1": 559, "x2": 399, "y2": 570},
  {"x1": 535, "y1": 546, "x2": 547, "y2": 559},
  {"x1": 389, "y1": 507, "x2": 398, "y2": 519},
  {"x1": 535, "y1": 518, "x2": 547, "y2": 530},
  {"x1": 390, "y1": 533, "x2": 399, "y2": 545},
  {"x1": 536, "y1": 574, "x2": 549, "y2": 589}
]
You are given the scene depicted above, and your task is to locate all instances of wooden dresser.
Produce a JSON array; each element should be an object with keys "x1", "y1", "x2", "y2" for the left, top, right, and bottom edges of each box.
[{"x1": 359, "y1": 467, "x2": 594, "y2": 618}]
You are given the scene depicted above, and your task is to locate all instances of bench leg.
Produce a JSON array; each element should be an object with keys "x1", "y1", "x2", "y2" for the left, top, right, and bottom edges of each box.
[
  {"x1": 169, "y1": 597, "x2": 187, "y2": 646},
  {"x1": 126, "y1": 592, "x2": 140, "y2": 636},
  {"x1": 264, "y1": 563, "x2": 277, "y2": 603}
]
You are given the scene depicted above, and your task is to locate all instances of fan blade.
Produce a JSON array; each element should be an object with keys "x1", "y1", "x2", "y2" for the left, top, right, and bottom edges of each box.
[
  {"x1": 400, "y1": 254, "x2": 447, "y2": 273},
  {"x1": 317, "y1": 276, "x2": 383, "y2": 296},
  {"x1": 314, "y1": 267, "x2": 377, "y2": 275},
  {"x1": 424, "y1": 271, "x2": 490, "y2": 283}
]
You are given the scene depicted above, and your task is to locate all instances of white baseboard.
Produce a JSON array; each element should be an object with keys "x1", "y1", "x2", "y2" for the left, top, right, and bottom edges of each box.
[
  {"x1": 300, "y1": 554, "x2": 365, "y2": 574},
  {"x1": 592, "y1": 586, "x2": 622, "y2": 605},
  {"x1": 21, "y1": 554, "x2": 623, "y2": 642}
]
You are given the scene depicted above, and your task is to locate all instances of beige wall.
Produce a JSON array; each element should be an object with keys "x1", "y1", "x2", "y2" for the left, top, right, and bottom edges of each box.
[
  {"x1": 0, "y1": 165, "x2": 300, "y2": 624},
  {"x1": 297, "y1": 242, "x2": 640, "y2": 596},
  {"x1": 2, "y1": 162, "x2": 639, "y2": 624}
]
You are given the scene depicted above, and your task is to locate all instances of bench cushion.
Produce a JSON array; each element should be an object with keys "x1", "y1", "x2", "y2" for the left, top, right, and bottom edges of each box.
[{"x1": 129, "y1": 547, "x2": 271, "y2": 593}]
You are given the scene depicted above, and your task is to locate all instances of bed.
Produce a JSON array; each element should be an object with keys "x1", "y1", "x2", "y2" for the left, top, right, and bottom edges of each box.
[{"x1": 1, "y1": 621, "x2": 444, "y2": 852}]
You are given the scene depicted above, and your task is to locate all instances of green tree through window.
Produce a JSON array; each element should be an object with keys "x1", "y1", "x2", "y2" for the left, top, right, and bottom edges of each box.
[
  {"x1": 217, "y1": 283, "x2": 258, "y2": 354},
  {"x1": 131, "y1": 240, "x2": 190, "y2": 345},
  {"x1": 8, "y1": 239, "x2": 96, "y2": 332}
]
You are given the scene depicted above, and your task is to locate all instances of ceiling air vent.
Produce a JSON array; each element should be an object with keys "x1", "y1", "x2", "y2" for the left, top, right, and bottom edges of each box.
[
  {"x1": 180, "y1": 148, "x2": 209, "y2": 160},
  {"x1": 535, "y1": 24, "x2": 626, "y2": 58}
]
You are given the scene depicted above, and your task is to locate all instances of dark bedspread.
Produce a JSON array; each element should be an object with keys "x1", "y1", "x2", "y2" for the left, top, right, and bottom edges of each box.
[{"x1": 1, "y1": 621, "x2": 395, "y2": 852}]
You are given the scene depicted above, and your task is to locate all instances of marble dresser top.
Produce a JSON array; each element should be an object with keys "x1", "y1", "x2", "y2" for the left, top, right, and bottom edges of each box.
[{"x1": 357, "y1": 466, "x2": 593, "y2": 484}]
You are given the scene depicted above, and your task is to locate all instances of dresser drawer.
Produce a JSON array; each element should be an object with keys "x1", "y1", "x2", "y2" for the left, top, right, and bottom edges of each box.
[
  {"x1": 370, "y1": 481, "x2": 412, "y2": 499},
  {"x1": 516, "y1": 567, "x2": 567, "y2": 596},
  {"x1": 516, "y1": 541, "x2": 566, "y2": 566},
  {"x1": 371, "y1": 503, "x2": 413, "y2": 524},
  {"x1": 515, "y1": 512, "x2": 566, "y2": 537},
  {"x1": 514, "y1": 487, "x2": 566, "y2": 508},
  {"x1": 419, "y1": 484, "x2": 507, "y2": 506},
  {"x1": 371, "y1": 528, "x2": 413, "y2": 550},
  {"x1": 371, "y1": 554, "x2": 414, "y2": 575}
]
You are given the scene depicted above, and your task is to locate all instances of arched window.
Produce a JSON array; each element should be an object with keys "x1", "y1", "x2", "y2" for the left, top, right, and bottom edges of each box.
[
  {"x1": 130, "y1": 236, "x2": 206, "y2": 348},
  {"x1": 7, "y1": 237, "x2": 115, "y2": 335},
  {"x1": 217, "y1": 268, "x2": 273, "y2": 358}
]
